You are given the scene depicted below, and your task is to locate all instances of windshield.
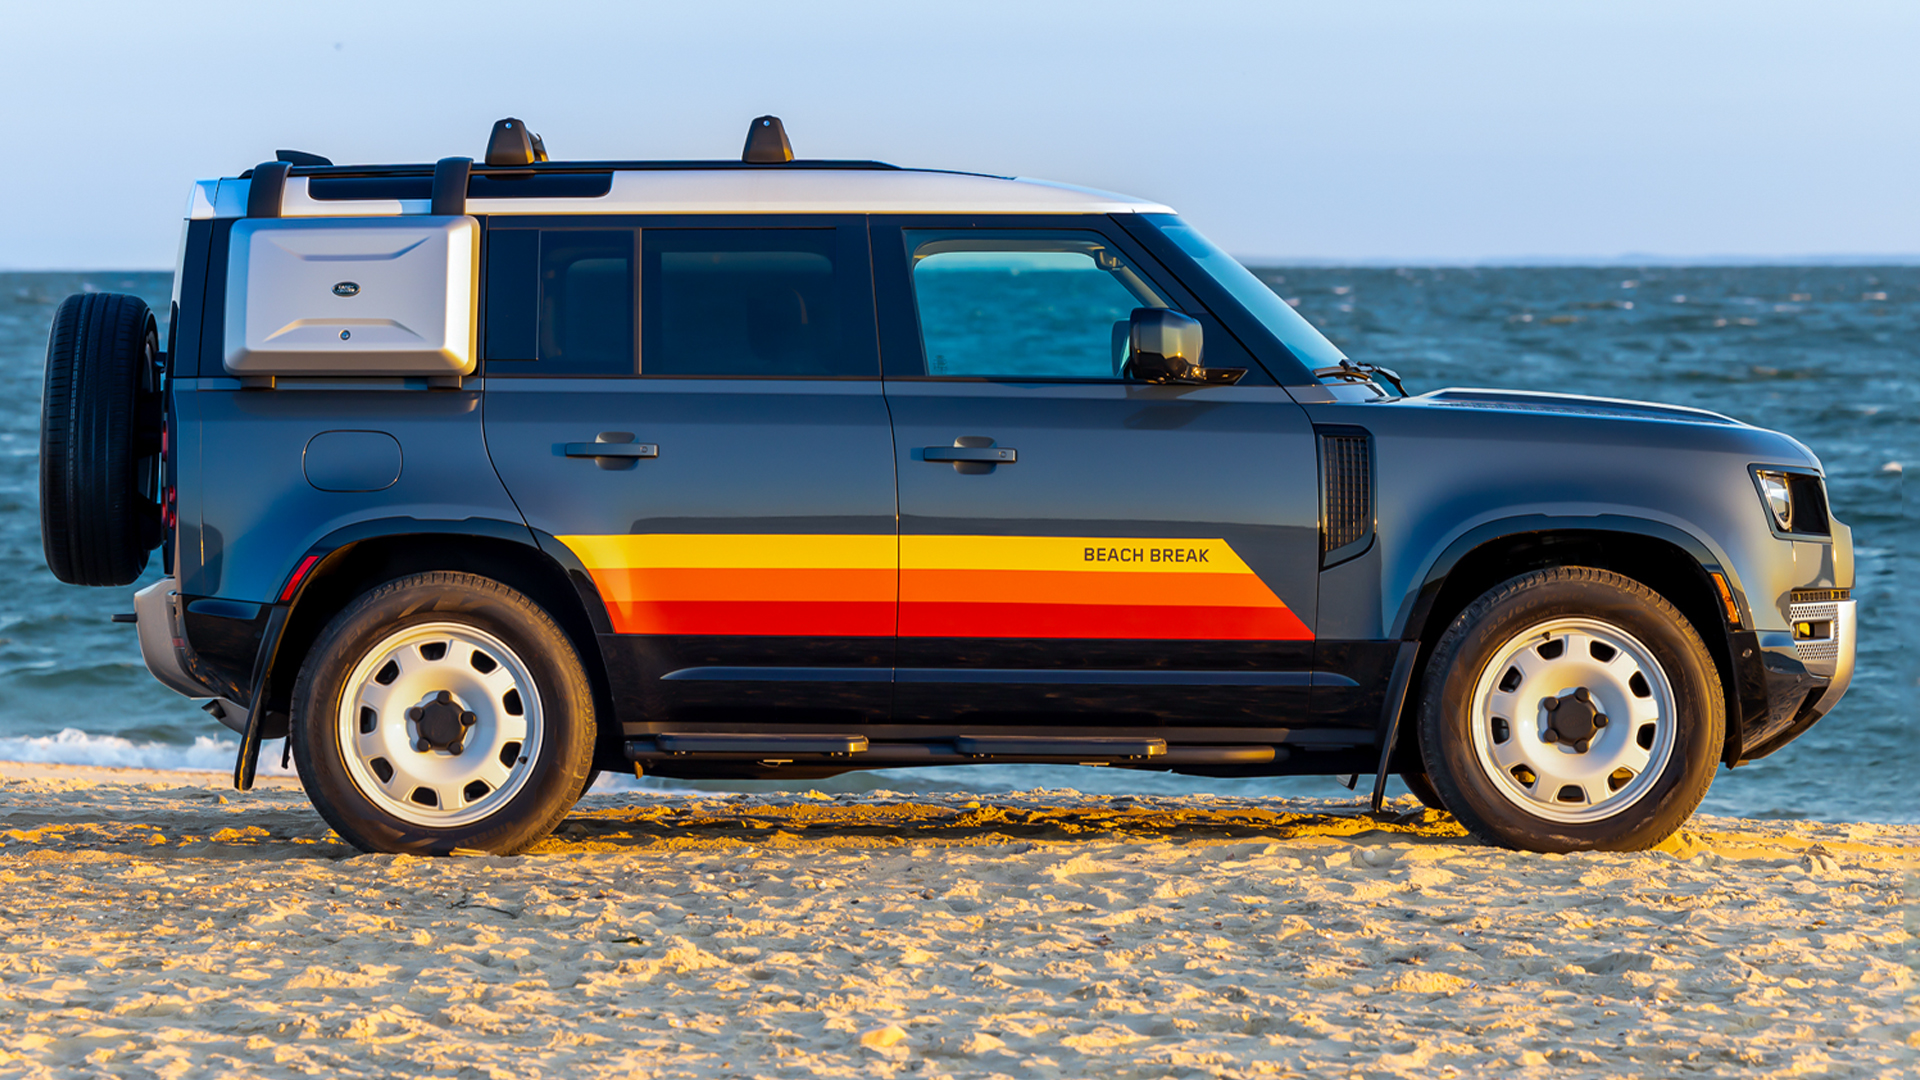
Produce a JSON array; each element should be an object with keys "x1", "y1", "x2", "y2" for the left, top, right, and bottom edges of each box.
[{"x1": 1142, "y1": 214, "x2": 1347, "y2": 372}]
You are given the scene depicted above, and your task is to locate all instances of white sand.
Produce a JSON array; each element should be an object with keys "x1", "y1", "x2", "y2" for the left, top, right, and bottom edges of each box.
[{"x1": 0, "y1": 761, "x2": 1914, "y2": 1078}]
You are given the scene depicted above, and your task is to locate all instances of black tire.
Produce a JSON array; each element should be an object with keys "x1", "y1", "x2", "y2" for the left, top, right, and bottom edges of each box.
[
  {"x1": 1399, "y1": 768, "x2": 1448, "y2": 812},
  {"x1": 290, "y1": 572, "x2": 597, "y2": 855},
  {"x1": 39, "y1": 292, "x2": 164, "y2": 586},
  {"x1": 1417, "y1": 567, "x2": 1722, "y2": 853}
]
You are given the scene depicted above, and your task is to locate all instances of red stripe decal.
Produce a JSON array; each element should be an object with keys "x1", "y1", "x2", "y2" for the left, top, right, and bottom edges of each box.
[{"x1": 898, "y1": 601, "x2": 1312, "y2": 641}]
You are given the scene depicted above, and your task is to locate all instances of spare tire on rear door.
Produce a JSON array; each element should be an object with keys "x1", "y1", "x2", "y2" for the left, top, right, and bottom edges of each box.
[{"x1": 40, "y1": 292, "x2": 164, "y2": 586}]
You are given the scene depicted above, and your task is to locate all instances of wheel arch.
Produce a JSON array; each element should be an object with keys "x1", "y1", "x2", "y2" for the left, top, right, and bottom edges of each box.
[
  {"x1": 1395, "y1": 516, "x2": 1747, "y2": 769},
  {"x1": 267, "y1": 518, "x2": 621, "y2": 767}
]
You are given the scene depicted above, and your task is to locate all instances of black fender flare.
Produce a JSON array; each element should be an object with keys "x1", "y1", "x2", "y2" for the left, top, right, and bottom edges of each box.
[
  {"x1": 233, "y1": 516, "x2": 616, "y2": 789},
  {"x1": 1393, "y1": 513, "x2": 1748, "y2": 645},
  {"x1": 1374, "y1": 513, "x2": 1754, "y2": 786}
]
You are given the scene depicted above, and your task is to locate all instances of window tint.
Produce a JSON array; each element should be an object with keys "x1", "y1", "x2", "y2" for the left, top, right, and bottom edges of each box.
[
  {"x1": 906, "y1": 231, "x2": 1167, "y2": 379},
  {"x1": 539, "y1": 231, "x2": 635, "y2": 374},
  {"x1": 484, "y1": 228, "x2": 635, "y2": 374},
  {"x1": 641, "y1": 229, "x2": 860, "y2": 377}
]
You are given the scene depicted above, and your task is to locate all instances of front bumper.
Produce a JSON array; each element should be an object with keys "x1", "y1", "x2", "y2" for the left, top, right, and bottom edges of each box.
[{"x1": 1736, "y1": 597, "x2": 1855, "y2": 762}]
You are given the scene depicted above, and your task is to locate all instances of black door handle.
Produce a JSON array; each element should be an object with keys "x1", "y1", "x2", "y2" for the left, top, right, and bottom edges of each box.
[
  {"x1": 565, "y1": 442, "x2": 658, "y2": 459},
  {"x1": 922, "y1": 447, "x2": 1016, "y2": 463},
  {"x1": 565, "y1": 434, "x2": 657, "y2": 470}
]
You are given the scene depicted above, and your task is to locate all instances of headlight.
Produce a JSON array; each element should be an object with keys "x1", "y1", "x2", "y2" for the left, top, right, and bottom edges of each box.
[{"x1": 1756, "y1": 470, "x2": 1794, "y2": 532}]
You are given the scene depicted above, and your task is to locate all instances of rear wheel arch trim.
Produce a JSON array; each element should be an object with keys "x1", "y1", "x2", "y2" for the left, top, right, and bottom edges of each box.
[{"x1": 266, "y1": 518, "x2": 616, "y2": 722}]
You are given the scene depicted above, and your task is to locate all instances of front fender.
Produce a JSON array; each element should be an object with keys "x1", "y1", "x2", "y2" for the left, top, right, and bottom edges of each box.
[{"x1": 1393, "y1": 512, "x2": 1747, "y2": 643}]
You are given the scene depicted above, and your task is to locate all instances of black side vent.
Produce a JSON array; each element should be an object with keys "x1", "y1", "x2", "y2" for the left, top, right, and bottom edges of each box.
[{"x1": 1318, "y1": 426, "x2": 1374, "y2": 567}]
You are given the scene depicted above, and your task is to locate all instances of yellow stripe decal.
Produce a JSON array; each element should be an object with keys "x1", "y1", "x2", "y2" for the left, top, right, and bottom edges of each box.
[{"x1": 558, "y1": 533, "x2": 896, "y2": 571}]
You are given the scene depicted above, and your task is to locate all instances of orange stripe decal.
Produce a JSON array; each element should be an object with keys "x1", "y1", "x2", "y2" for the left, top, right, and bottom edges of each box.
[{"x1": 556, "y1": 533, "x2": 1310, "y2": 641}]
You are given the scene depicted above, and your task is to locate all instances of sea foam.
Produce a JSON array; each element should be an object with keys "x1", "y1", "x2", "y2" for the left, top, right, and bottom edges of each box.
[{"x1": 0, "y1": 728, "x2": 294, "y2": 775}]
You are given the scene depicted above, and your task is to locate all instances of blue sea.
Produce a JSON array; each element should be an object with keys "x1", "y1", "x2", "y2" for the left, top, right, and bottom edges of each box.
[{"x1": 1, "y1": 266, "x2": 1913, "y2": 822}]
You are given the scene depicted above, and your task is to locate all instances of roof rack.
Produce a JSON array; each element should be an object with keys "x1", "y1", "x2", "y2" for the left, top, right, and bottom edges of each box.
[
  {"x1": 238, "y1": 114, "x2": 898, "y2": 182},
  {"x1": 240, "y1": 159, "x2": 898, "y2": 180}
]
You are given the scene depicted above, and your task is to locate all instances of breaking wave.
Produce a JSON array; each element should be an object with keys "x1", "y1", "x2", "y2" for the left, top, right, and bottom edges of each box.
[{"x1": 0, "y1": 728, "x2": 294, "y2": 775}]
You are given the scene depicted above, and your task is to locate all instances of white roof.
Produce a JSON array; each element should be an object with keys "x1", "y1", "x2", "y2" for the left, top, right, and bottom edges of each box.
[{"x1": 187, "y1": 168, "x2": 1175, "y2": 219}]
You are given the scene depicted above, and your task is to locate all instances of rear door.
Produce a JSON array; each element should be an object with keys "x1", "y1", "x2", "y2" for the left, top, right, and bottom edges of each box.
[
  {"x1": 872, "y1": 217, "x2": 1321, "y2": 732},
  {"x1": 482, "y1": 216, "x2": 897, "y2": 732}
]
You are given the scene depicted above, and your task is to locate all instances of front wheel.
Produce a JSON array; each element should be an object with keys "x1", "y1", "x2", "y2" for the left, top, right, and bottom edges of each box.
[
  {"x1": 291, "y1": 572, "x2": 596, "y2": 855},
  {"x1": 1417, "y1": 567, "x2": 1723, "y2": 852}
]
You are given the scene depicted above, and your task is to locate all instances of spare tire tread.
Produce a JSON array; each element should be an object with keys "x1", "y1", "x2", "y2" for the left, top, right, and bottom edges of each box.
[{"x1": 40, "y1": 292, "x2": 158, "y2": 586}]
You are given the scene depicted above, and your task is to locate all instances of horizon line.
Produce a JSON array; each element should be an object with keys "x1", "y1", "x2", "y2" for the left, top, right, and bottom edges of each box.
[{"x1": 4, "y1": 253, "x2": 1920, "y2": 275}]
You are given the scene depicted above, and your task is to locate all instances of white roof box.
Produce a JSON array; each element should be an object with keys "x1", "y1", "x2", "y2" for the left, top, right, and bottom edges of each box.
[{"x1": 224, "y1": 216, "x2": 477, "y2": 377}]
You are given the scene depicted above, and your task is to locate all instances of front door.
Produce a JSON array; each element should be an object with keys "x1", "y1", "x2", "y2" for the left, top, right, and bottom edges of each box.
[
  {"x1": 872, "y1": 218, "x2": 1321, "y2": 732},
  {"x1": 482, "y1": 216, "x2": 897, "y2": 731}
]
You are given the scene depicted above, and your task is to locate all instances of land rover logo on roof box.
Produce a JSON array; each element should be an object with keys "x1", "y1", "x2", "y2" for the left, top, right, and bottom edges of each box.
[{"x1": 332, "y1": 281, "x2": 360, "y2": 297}]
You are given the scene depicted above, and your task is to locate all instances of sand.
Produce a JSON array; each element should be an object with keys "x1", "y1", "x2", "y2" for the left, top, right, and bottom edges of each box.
[{"x1": 0, "y1": 762, "x2": 1913, "y2": 1078}]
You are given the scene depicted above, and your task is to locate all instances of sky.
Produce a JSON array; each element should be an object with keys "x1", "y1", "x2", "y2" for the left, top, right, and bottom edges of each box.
[{"x1": 1, "y1": 0, "x2": 1916, "y2": 269}]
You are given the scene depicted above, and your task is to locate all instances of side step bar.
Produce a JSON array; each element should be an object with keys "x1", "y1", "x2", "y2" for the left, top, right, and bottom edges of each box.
[
  {"x1": 954, "y1": 735, "x2": 1163, "y2": 759},
  {"x1": 654, "y1": 733, "x2": 869, "y2": 755},
  {"x1": 625, "y1": 734, "x2": 1277, "y2": 767}
]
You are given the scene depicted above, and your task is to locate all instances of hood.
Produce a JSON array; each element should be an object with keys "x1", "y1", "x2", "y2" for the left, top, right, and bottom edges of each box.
[{"x1": 1399, "y1": 388, "x2": 1743, "y2": 426}]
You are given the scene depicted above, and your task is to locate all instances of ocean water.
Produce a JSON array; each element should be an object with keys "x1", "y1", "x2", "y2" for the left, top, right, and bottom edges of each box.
[{"x1": 1, "y1": 267, "x2": 1913, "y2": 821}]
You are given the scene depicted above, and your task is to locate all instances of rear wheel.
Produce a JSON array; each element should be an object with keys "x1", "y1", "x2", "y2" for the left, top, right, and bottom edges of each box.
[
  {"x1": 1417, "y1": 567, "x2": 1722, "y2": 852},
  {"x1": 291, "y1": 572, "x2": 596, "y2": 855}
]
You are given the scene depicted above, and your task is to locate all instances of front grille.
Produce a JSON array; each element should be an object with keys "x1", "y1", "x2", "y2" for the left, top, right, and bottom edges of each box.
[
  {"x1": 1319, "y1": 429, "x2": 1373, "y2": 564},
  {"x1": 1789, "y1": 588, "x2": 1850, "y2": 604}
]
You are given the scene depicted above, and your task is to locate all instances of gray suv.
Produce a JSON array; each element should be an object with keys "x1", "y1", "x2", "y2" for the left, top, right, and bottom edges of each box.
[{"x1": 39, "y1": 117, "x2": 1854, "y2": 855}]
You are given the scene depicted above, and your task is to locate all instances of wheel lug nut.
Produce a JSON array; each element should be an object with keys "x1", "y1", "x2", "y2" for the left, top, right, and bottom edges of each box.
[
  {"x1": 407, "y1": 707, "x2": 422, "y2": 721},
  {"x1": 1543, "y1": 696, "x2": 1560, "y2": 712},
  {"x1": 416, "y1": 738, "x2": 431, "y2": 752},
  {"x1": 1573, "y1": 740, "x2": 1590, "y2": 753},
  {"x1": 1594, "y1": 714, "x2": 1608, "y2": 728},
  {"x1": 461, "y1": 711, "x2": 477, "y2": 728},
  {"x1": 1541, "y1": 729, "x2": 1558, "y2": 743}
]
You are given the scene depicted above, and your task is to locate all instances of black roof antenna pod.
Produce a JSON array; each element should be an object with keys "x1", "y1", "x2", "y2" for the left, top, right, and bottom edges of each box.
[
  {"x1": 742, "y1": 115, "x2": 793, "y2": 163},
  {"x1": 275, "y1": 149, "x2": 333, "y2": 166},
  {"x1": 486, "y1": 118, "x2": 548, "y2": 166}
]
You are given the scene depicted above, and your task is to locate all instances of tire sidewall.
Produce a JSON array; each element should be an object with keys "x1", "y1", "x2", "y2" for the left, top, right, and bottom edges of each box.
[
  {"x1": 292, "y1": 574, "x2": 594, "y2": 855},
  {"x1": 1420, "y1": 570, "x2": 1722, "y2": 852}
]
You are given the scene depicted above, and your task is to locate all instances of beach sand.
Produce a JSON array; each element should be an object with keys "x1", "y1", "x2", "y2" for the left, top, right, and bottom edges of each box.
[{"x1": 0, "y1": 762, "x2": 1913, "y2": 1078}]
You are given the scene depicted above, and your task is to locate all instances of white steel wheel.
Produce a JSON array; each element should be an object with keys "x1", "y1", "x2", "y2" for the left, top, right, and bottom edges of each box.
[
  {"x1": 1417, "y1": 566, "x2": 1724, "y2": 853},
  {"x1": 336, "y1": 621, "x2": 544, "y2": 827},
  {"x1": 1468, "y1": 617, "x2": 1676, "y2": 825}
]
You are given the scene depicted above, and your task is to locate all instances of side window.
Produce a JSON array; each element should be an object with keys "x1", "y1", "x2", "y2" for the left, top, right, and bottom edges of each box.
[
  {"x1": 485, "y1": 227, "x2": 636, "y2": 375},
  {"x1": 641, "y1": 229, "x2": 863, "y2": 377},
  {"x1": 905, "y1": 231, "x2": 1168, "y2": 379}
]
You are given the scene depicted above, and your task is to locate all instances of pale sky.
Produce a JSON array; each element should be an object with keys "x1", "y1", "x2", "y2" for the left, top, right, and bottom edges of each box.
[{"x1": 2, "y1": 0, "x2": 1916, "y2": 268}]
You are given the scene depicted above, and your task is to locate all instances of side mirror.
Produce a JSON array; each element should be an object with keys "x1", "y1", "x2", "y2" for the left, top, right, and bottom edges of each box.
[{"x1": 1126, "y1": 308, "x2": 1245, "y2": 385}]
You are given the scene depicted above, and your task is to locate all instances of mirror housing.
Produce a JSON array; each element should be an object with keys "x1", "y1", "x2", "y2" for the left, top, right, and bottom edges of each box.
[{"x1": 1126, "y1": 308, "x2": 1245, "y2": 385}]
